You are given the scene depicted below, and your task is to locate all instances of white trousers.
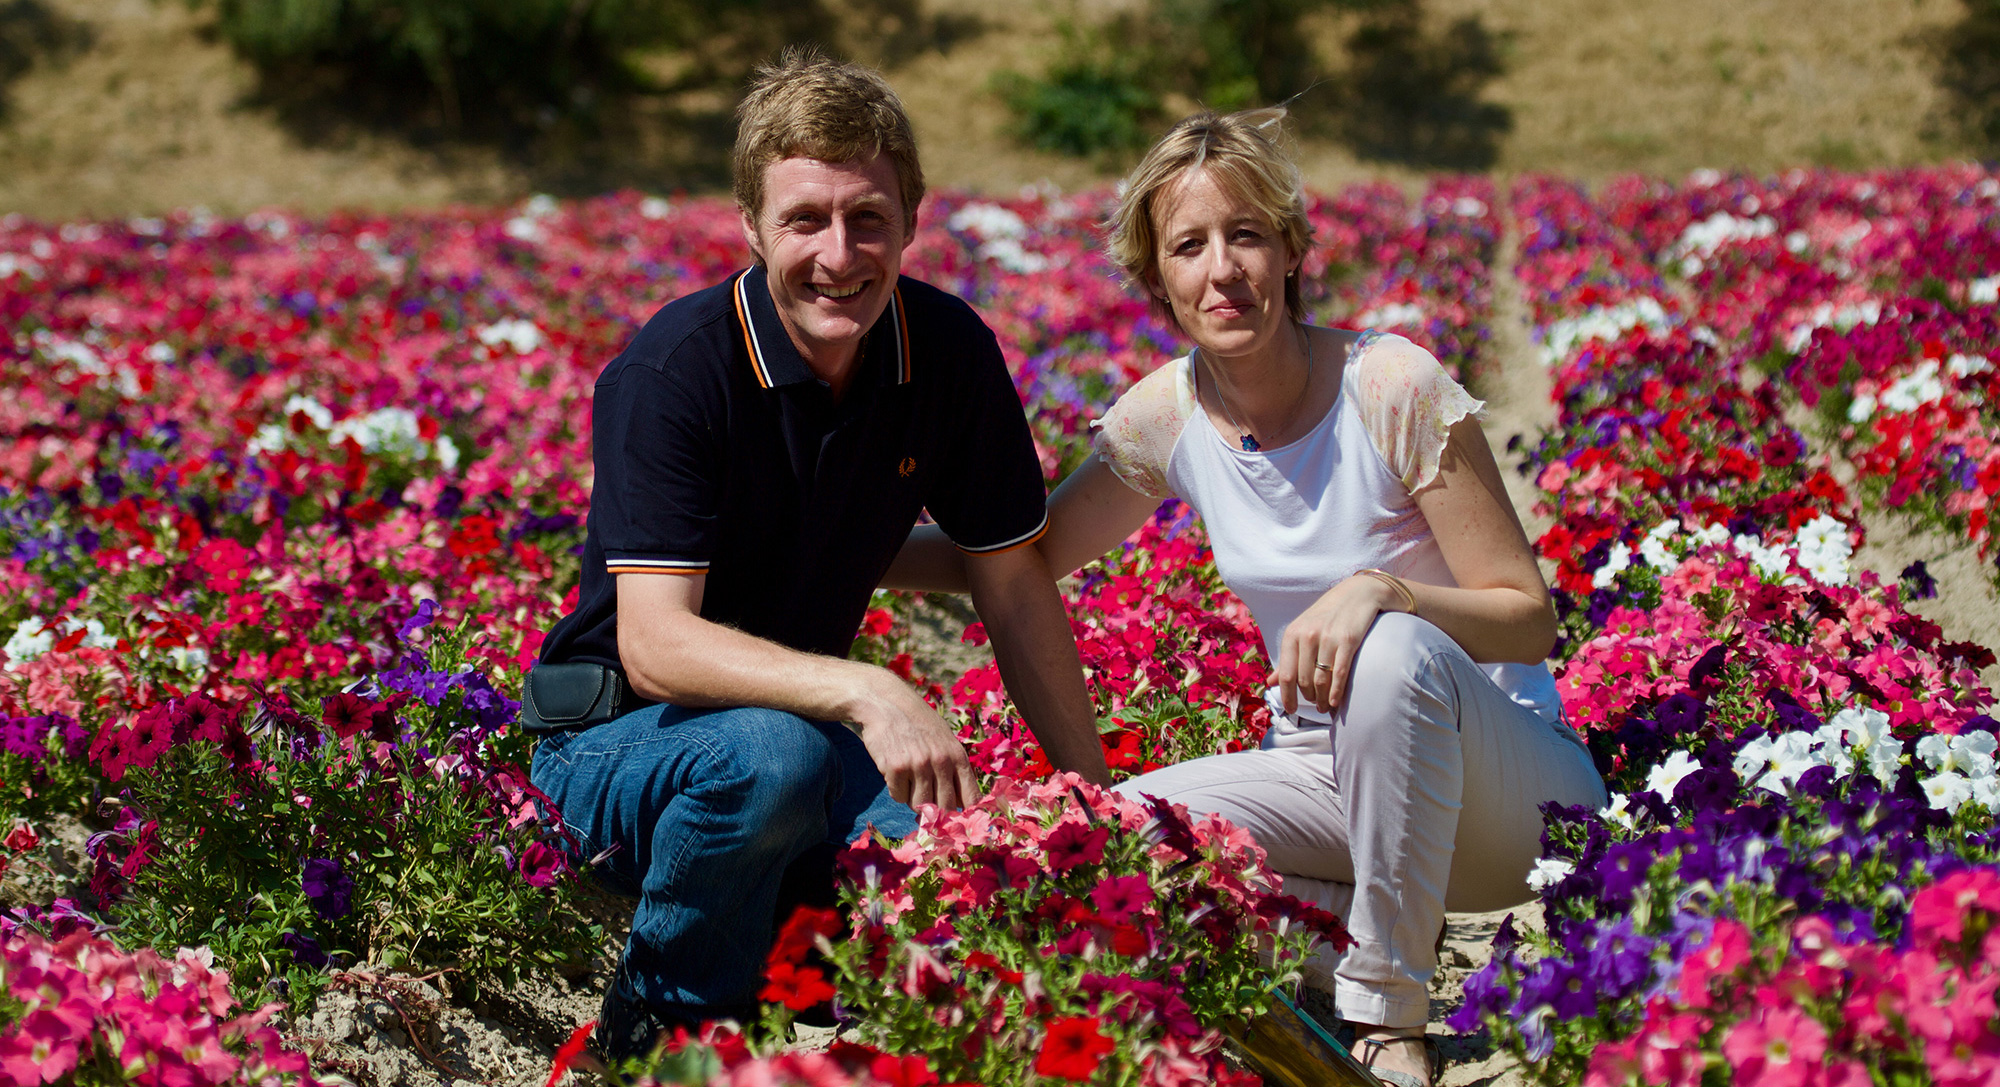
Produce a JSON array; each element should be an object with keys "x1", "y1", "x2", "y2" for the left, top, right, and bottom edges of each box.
[{"x1": 1113, "y1": 613, "x2": 1607, "y2": 1029}]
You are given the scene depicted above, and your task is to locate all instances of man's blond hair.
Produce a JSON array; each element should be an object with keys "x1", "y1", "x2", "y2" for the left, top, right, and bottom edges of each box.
[
  {"x1": 1105, "y1": 108, "x2": 1314, "y2": 326},
  {"x1": 732, "y1": 47, "x2": 925, "y2": 220}
]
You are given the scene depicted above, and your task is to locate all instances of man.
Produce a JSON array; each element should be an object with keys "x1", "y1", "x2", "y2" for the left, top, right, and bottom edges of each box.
[{"x1": 527, "y1": 48, "x2": 1109, "y2": 1059}]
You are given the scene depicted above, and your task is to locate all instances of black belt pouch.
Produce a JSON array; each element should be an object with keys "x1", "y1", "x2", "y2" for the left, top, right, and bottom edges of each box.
[{"x1": 520, "y1": 662, "x2": 644, "y2": 734}]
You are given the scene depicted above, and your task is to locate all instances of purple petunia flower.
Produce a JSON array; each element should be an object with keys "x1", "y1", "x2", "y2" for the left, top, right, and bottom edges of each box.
[
  {"x1": 301, "y1": 857, "x2": 354, "y2": 920},
  {"x1": 279, "y1": 931, "x2": 330, "y2": 969},
  {"x1": 396, "y1": 598, "x2": 442, "y2": 641}
]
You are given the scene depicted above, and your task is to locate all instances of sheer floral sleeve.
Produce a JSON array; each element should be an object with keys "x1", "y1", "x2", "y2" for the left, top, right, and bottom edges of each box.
[
  {"x1": 1349, "y1": 332, "x2": 1486, "y2": 494},
  {"x1": 1088, "y1": 356, "x2": 1196, "y2": 500}
]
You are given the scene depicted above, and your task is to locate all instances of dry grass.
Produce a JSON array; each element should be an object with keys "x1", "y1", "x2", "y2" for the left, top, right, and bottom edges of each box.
[
  {"x1": 1431, "y1": 0, "x2": 1966, "y2": 178},
  {"x1": 0, "y1": 0, "x2": 1981, "y2": 218}
]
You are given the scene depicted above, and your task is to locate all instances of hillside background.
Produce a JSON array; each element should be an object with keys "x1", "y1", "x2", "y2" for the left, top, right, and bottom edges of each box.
[{"x1": 0, "y1": 0, "x2": 1987, "y2": 218}]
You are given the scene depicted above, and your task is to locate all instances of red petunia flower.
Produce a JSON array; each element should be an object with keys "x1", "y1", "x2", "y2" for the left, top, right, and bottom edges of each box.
[
  {"x1": 322, "y1": 692, "x2": 381, "y2": 740},
  {"x1": 124, "y1": 706, "x2": 175, "y2": 774},
  {"x1": 868, "y1": 1054, "x2": 940, "y2": 1087},
  {"x1": 1042, "y1": 821, "x2": 1109, "y2": 873},
  {"x1": 768, "y1": 905, "x2": 842, "y2": 967},
  {"x1": 760, "y1": 961, "x2": 836, "y2": 1011},
  {"x1": 1035, "y1": 1016, "x2": 1114, "y2": 1081}
]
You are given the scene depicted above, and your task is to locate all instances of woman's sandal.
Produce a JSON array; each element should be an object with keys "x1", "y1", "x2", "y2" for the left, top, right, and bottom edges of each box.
[{"x1": 1353, "y1": 1033, "x2": 1446, "y2": 1087}]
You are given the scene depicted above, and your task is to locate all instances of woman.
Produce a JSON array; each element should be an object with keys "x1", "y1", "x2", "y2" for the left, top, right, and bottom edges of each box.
[{"x1": 892, "y1": 109, "x2": 1605, "y2": 1086}]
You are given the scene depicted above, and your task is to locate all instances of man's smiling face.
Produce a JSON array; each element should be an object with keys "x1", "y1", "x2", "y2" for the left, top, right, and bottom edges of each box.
[{"x1": 741, "y1": 153, "x2": 913, "y2": 383}]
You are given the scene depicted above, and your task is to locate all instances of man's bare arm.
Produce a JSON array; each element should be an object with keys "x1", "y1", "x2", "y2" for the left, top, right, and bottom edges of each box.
[{"x1": 963, "y1": 544, "x2": 1111, "y2": 785}]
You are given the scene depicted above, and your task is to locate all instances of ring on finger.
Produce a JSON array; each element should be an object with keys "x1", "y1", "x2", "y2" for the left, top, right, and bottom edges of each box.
[{"x1": 1314, "y1": 662, "x2": 1333, "y2": 672}]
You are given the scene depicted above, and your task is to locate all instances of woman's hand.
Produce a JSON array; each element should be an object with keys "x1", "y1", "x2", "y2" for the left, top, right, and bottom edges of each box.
[{"x1": 1276, "y1": 573, "x2": 1409, "y2": 716}]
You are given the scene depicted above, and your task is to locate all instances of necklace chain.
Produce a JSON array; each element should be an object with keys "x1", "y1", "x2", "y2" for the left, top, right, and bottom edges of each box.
[{"x1": 1205, "y1": 324, "x2": 1314, "y2": 453}]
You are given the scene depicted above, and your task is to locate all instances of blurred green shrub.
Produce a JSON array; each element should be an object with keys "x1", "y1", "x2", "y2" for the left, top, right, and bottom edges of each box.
[
  {"x1": 196, "y1": 0, "x2": 678, "y2": 129},
  {"x1": 995, "y1": 52, "x2": 1159, "y2": 157},
  {"x1": 1333, "y1": 1, "x2": 1512, "y2": 169},
  {"x1": 1936, "y1": 0, "x2": 2000, "y2": 152},
  {"x1": 996, "y1": 0, "x2": 1511, "y2": 167},
  {"x1": 996, "y1": 0, "x2": 1348, "y2": 158}
]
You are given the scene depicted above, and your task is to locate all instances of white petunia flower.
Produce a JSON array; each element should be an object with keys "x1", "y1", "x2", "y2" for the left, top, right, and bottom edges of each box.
[
  {"x1": 1592, "y1": 542, "x2": 1633, "y2": 589},
  {"x1": 1645, "y1": 750, "x2": 1702, "y2": 800},
  {"x1": 1639, "y1": 519, "x2": 1682, "y2": 571},
  {"x1": 1687, "y1": 522, "x2": 1731, "y2": 550},
  {"x1": 1831, "y1": 706, "x2": 1892, "y2": 750},
  {"x1": 1537, "y1": 297, "x2": 1675, "y2": 368},
  {"x1": 477, "y1": 318, "x2": 545, "y2": 354},
  {"x1": 281, "y1": 395, "x2": 334, "y2": 431},
  {"x1": 1670, "y1": 212, "x2": 1777, "y2": 264},
  {"x1": 1878, "y1": 360, "x2": 1945, "y2": 414},
  {"x1": 1915, "y1": 731, "x2": 1998, "y2": 778},
  {"x1": 1974, "y1": 775, "x2": 2000, "y2": 814},
  {"x1": 1731, "y1": 533, "x2": 1796, "y2": 582},
  {"x1": 1947, "y1": 353, "x2": 1993, "y2": 378},
  {"x1": 1734, "y1": 732, "x2": 1822, "y2": 794},
  {"x1": 329, "y1": 407, "x2": 425, "y2": 458},
  {"x1": 1867, "y1": 741, "x2": 1905, "y2": 786},
  {"x1": 4, "y1": 617, "x2": 55, "y2": 666},
  {"x1": 1599, "y1": 792, "x2": 1637, "y2": 830},
  {"x1": 1355, "y1": 301, "x2": 1427, "y2": 331},
  {"x1": 947, "y1": 202, "x2": 1030, "y2": 240},
  {"x1": 976, "y1": 237, "x2": 1052, "y2": 274},
  {"x1": 1784, "y1": 300, "x2": 1883, "y2": 354},
  {"x1": 1526, "y1": 857, "x2": 1575, "y2": 891},
  {"x1": 0, "y1": 253, "x2": 43, "y2": 280},
  {"x1": 1846, "y1": 392, "x2": 1878, "y2": 424},
  {"x1": 1970, "y1": 276, "x2": 2000, "y2": 306},
  {"x1": 1922, "y1": 772, "x2": 1975, "y2": 813},
  {"x1": 1792, "y1": 515, "x2": 1853, "y2": 586}
]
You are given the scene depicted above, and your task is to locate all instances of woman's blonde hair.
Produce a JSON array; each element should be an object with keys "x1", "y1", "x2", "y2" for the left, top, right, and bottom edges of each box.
[
  {"x1": 1104, "y1": 108, "x2": 1313, "y2": 326},
  {"x1": 732, "y1": 47, "x2": 925, "y2": 222}
]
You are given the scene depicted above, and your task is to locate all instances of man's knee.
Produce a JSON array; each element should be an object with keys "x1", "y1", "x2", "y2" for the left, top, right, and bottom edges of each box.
[{"x1": 680, "y1": 706, "x2": 844, "y2": 822}]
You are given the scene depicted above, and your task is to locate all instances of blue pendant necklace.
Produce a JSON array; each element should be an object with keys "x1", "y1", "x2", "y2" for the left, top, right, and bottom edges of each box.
[{"x1": 1207, "y1": 324, "x2": 1313, "y2": 453}]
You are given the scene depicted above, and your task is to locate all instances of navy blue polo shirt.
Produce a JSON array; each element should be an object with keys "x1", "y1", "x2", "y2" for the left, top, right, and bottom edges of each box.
[{"x1": 538, "y1": 267, "x2": 1050, "y2": 670}]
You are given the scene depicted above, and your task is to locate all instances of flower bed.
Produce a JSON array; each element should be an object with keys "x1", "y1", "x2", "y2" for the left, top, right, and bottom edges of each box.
[
  {"x1": 1596, "y1": 168, "x2": 2000, "y2": 586},
  {"x1": 1447, "y1": 175, "x2": 2000, "y2": 1082},
  {"x1": 3, "y1": 169, "x2": 1996, "y2": 1084}
]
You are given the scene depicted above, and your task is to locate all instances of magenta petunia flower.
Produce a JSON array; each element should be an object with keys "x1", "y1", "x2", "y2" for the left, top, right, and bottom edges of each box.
[
  {"x1": 1090, "y1": 874, "x2": 1152, "y2": 924},
  {"x1": 518, "y1": 841, "x2": 565, "y2": 888}
]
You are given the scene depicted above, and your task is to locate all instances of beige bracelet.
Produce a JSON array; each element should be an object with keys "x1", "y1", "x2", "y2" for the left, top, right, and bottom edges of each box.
[{"x1": 1359, "y1": 568, "x2": 1417, "y2": 614}]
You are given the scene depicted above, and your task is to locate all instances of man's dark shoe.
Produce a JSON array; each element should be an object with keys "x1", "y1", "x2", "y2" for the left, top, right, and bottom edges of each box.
[
  {"x1": 592, "y1": 961, "x2": 765, "y2": 1065},
  {"x1": 593, "y1": 983, "x2": 693, "y2": 1065}
]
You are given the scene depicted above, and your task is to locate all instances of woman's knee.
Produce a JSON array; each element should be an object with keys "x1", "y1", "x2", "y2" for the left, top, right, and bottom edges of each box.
[
  {"x1": 1337, "y1": 613, "x2": 1465, "y2": 745},
  {"x1": 1352, "y1": 612, "x2": 1461, "y2": 686}
]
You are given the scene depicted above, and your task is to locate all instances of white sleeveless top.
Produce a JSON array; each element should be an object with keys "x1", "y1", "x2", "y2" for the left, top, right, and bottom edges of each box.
[{"x1": 1089, "y1": 330, "x2": 1562, "y2": 737}]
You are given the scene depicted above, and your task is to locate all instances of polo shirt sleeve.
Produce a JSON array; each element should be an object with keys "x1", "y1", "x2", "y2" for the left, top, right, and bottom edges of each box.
[
  {"x1": 590, "y1": 363, "x2": 720, "y2": 575},
  {"x1": 923, "y1": 327, "x2": 1050, "y2": 555}
]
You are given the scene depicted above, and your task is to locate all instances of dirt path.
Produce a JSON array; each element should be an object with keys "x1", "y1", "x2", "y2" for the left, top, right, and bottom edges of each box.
[{"x1": 1415, "y1": 210, "x2": 1544, "y2": 1087}]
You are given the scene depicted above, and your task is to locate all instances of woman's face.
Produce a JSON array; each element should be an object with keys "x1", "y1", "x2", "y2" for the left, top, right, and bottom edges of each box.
[{"x1": 1145, "y1": 166, "x2": 1300, "y2": 361}]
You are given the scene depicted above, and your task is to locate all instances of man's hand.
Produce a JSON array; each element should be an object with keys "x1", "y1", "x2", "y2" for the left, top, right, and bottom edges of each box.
[{"x1": 847, "y1": 673, "x2": 978, "y2": 811}]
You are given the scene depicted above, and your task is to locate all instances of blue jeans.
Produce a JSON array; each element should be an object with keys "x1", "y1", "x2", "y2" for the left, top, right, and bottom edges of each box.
[{"x1": 530, "y1": 704, "x2": 917, "y2": 1011}]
